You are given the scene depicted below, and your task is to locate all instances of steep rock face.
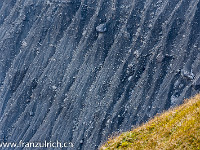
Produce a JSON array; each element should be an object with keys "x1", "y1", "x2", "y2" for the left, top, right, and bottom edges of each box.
[{"x1": 0, "y1": 0, "x2": 200, "y2": 149}]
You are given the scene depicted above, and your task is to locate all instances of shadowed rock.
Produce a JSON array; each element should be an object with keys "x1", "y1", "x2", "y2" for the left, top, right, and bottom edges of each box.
[{"x1": 0, "y1": 0, "x2": 200, "y2": 150}]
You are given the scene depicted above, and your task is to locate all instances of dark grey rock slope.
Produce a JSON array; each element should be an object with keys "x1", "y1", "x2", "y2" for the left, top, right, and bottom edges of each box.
[{"x1": 0, "y1": 0, "x2": 200, "y2": 149}]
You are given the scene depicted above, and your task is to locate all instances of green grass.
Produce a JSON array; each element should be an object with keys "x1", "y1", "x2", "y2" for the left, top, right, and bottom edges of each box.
[{"x1": 100, "y1": 94, "x2": 200, "y2": 150}]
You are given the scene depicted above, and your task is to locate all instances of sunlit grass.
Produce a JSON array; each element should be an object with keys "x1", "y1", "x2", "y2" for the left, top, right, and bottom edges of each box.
[{"x1": 100, "y1": 94, "x2": 200, "y2": 150}]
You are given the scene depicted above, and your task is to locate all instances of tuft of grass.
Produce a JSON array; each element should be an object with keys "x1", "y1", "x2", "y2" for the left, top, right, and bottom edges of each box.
[{"x1": 100, "y1": 94, "x2": 200, "y2": 150}]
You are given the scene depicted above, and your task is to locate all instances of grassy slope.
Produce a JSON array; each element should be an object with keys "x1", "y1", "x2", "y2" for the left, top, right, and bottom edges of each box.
[{"x1": 100, "y1": 94, "x2": 200, "y2": 150}]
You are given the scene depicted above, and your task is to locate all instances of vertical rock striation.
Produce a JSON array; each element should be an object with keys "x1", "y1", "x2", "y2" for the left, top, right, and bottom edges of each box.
[{"x1": 0, "y1": 0, "x2": 200, "y2": 149}]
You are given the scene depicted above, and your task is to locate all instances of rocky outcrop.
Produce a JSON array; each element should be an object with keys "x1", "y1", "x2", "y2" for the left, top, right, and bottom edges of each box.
[{"x1": 0, "y1": 0, "x2": 200, "y2": 149}]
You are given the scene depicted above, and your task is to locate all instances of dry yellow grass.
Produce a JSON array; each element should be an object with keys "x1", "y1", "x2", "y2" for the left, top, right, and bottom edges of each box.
[{"x1": 100, "y1": 94, "x2": 200, "y2": 150}]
